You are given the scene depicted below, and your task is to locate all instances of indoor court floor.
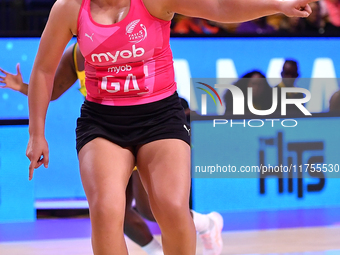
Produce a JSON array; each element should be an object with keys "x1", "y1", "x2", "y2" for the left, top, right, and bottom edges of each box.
[{"x1": 1, "y1": 207, "x2": 340, "y2": 255}]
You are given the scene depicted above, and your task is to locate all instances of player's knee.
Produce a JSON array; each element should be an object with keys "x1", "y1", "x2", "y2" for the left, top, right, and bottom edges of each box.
[
  {"x1": 90, "y1": 197, "x2": 125, "y2": 222},
  {"x1": 152, "y1": 198, "x2": 189, "y2": 223}
]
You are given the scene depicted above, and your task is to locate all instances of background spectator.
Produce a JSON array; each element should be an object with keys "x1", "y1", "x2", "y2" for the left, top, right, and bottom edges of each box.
[
  {"x1": 278, "y1": 60, "x2": 300, "y2": 88},
  {"x1": 279, "y1": 16, "x2": 303, "y2": 34},
  {"x1": 275, "y1": 59, "x2": 306, "y2": 114},
  {"x1": 329, "y1": 89, "x2": 340, "y2": 112},
  {"x1": 223, "y1": 70, "x2": 273, "y2": 115}
]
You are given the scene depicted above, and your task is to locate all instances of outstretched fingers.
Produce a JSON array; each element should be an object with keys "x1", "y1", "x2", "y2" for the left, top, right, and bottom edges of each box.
[
  {"x1": 0, "y1": 75, "x2": 7, "y2": 87},
  {"x1": 16, "y1": 63, "x2": 21, "y2": 75},
  {"x1": 0, "y1": 67, "x2": 8, "y2": 75}
]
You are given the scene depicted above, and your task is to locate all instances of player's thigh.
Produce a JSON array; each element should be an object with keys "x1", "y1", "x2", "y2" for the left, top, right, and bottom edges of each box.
[
  {"x1": 78, "y1": 137, "x2": 135, "y2": 206},
  {"x1": 136, "y1": 139, "x2": 191, "y2": 207}
]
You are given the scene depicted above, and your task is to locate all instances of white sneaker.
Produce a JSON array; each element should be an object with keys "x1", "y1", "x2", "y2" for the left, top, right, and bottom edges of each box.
[{"x1": 199, "y1": 212, "x2": 224, "y2": 255}]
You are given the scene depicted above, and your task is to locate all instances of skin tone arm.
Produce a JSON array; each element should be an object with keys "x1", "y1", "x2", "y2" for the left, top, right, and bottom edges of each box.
[
  {"x1": 146, "y1": 0, "x2": 317, "y2": 22},
  {"x1": 0, "y1": 44, "x2": 80, "y2": 101},
  {"x1": 26, "y1": 0, "x2": 80, "y2": 179}
]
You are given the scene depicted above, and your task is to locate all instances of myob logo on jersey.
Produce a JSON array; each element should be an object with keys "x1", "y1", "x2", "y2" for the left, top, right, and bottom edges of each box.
[
  {"x1": 126, "y1": 19, "x2": 147, "y2": 43},
  {"x1": 91, "y1": 45, "x2": 145, "y2": 63},
  {"x1": 108, "y1": 64, "x2": 132, "y2": 74}
]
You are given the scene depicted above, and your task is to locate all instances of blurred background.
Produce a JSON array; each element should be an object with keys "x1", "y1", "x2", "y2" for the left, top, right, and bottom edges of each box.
[{"x1": 1, "y1": 0, "x2": 340, "y2": 37}]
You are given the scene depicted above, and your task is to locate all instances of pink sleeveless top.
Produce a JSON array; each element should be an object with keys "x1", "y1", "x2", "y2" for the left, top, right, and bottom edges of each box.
[{"x1": 77, "y1": 0, "x2": 177, "y2": 106}]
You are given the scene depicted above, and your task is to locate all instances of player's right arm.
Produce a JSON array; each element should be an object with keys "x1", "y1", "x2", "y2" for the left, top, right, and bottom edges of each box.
[{"x1": 26, "y1": 0, "x2": 81, "y2": 180}]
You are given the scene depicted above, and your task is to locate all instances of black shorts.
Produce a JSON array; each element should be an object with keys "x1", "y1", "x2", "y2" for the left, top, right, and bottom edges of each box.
[{"x1": 75, "y1": 92, "x2": 190, "y2": 154}]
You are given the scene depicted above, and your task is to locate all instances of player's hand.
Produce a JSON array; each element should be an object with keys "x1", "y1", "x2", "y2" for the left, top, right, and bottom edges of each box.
[
  {"x1": 278, "y1": 0, "x2": 317, "y2": 17},
  {"x1": 0, "y1": 63, "x2": 24, "y2": 91},
  {"x1": 26, "y1": 135, "x2": 49, "y2": 181}
]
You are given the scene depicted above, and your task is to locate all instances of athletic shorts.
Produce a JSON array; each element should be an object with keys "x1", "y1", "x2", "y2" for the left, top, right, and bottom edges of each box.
[{"x1": 75, "y1": 92, "x2": 190, "y2": 154}]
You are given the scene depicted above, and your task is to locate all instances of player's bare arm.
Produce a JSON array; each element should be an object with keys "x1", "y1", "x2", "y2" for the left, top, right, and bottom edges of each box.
[
  {"x1": 148, "y1": 0, "x2": 317, "y2": 23},
  {"x1": 26, "y1": 0, "x2": 81, "y2": 179}
]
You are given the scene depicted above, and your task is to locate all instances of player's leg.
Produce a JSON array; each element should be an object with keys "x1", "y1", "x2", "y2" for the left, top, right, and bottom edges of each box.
[
  {"x1": 132, "y1": 170, "x2": 155, "y2": 221},
  {"x1": 124, "y1": 174, "x2": 163, "y2": 255},
  {"x1": 137, "y1": 139, "x2": 196, "y2": 255},
  {"x1": 78, "y1": 138, "x2": 134, "y2": 255},
  {"x1": 134, "y1": 148, "x2": 223, "y2": 255}
]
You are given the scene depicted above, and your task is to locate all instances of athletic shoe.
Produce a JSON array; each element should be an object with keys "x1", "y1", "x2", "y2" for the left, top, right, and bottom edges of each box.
[{"x1": 199, "y1": 212, "x2": 224, "y2": 255}]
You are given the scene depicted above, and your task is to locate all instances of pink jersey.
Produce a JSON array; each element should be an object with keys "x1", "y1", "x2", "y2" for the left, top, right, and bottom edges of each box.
[{"x1": 77, "y1": 0, "x2": 177, "y2": 106}]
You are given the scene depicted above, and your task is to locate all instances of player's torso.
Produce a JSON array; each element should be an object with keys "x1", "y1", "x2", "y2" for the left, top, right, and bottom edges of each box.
[
  {"x1": 78, "y1": 0, "x2": 170, "y2": 65},
  {"x1": 77, "y1": 0, "x2": 175, "y2": 105}
]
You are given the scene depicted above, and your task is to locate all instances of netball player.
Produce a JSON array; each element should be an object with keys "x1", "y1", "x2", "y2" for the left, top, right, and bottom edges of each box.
[{"x1": 25, "y1": 0, "x2": 316, "y2": 254}]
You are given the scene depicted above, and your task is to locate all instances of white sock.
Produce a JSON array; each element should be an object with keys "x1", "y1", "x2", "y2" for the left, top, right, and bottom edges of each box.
[
  {"x1": 141, "y1": 237, "x2": 163, "y2": 255},
  {"x1": 191, "y1": 210, "x2": 211, "y2": 234}
]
